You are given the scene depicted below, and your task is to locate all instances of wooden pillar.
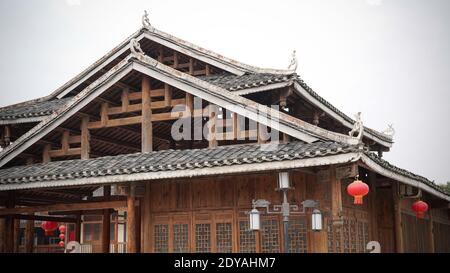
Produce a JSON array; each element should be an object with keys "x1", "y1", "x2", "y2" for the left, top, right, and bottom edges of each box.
[
  {"x1": 392, "y1": 181, "x2": 404, "y2": 253},
  {"x1": 42, "y1": 144, "x2": 51, "y2": 163},
  {"x1": 0, "y1": 218, "x2": 5, "y2": 253},
  {"x1": 136, "y1": 198, "x2": 142, "y2": 253},
  {"x1": 102, "y1": 186, "x2": 111, "y2": 253},
  {"x1": 3, "y1": 125, "x2": 11, "y2": 146},
  {"x1": 142, "y1": 184, "x2": 152, "y2": 253},
  {"x1": 4, "y1": 192, "x2": 15, "y2": 253},
  {"x1": 75, "y1": 212, "x2": 82, "y2": 243},
  {"x1": 208, "y1": 104, "x2": 217, "y2": 148},
  {"x1": 13, "y1": 218, "x2": 20, "y2": 253},
  {"x1": 164, "y1": 84, "x2": 172, "y2": 107},
  {"x1": 80, "y1": 116, "x2": 90, "y2": 160},
  {"x1": 330, "y1": 167, "x2": 343, "y2": 223},
  {"x1": 308, "y1": 231, "x2": 328, "y2": 253},
  {"x1": 126, "y1": 184, "x2": 137, "y2": 253},
  {"x1": 25, "y1": 214, "x2": 34, "y2": 253},
  {"x1": 428, "y1": 209, "x2": 435, "y2": 253},
  {"x1": 141, "y1": 76, "x2": 153, "y2": 153},
  {"x1": 368, "y1": 172, "x2": 379, "y2": 241}
]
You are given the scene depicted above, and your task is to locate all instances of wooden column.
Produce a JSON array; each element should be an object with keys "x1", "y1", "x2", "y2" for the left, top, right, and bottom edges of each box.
[
  {"x1": 0, "y1": 218, "x2": 4, "y2": 253},
  {"x1": 368, "y1": 172, "x2": 379, "y2": 241},
  {"x1": 255, "y1": 230, "x2": 261, "y2": 253},
  {"x1": 13, "y1": 218, "x2": 20, "y2": 253},
  {"x1": 25, "y1": 214, "x2": 34, "y2": 253},
  {"x1": 102, "y1": 186, "x2": 111, "y2": 253},
  {"x1": 75, "y1": 212, "x2": 82, "y2": 243},
  {"x1": 136, "y1": 198, "x2": 142, "y2": 253},
  {"x1": 42, "y1": 144, "x2": 51, "y2": 163},
  {"x1": 308, "y1": 231, "x2": 328, "y2": 253},
  {"x1": 392, "y1": 181, "x2": 404, "y2": 253},
  {"x1": 330, "y1": 167, "x2": 343, "y2": 223},
  {"x1": 126, "y1": 184, "x2": 137, "y2": 253},
  {"x1": 142, "y1": 184, "x2": 152, "y2": 253},
  {"x1": 80, "y1": 116, "x2": 90, "y2": 160},
  {"x1": 208, "y1": 104, "x2": 217, "y2": 148},
  {"x1": 428, "y1": 209, "x2": 435, "y2": 253},
  {"x1": 5, "y1": 192, "x2": 15, "y2": 253},
  {"x1": 141, "y1": 76, "x2": 153, "y2": 153}
]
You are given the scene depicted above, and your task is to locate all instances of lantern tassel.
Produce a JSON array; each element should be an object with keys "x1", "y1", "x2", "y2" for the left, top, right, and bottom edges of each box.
[{"x1": 354, "y1": 195, "x2": 363, "y2": 205}]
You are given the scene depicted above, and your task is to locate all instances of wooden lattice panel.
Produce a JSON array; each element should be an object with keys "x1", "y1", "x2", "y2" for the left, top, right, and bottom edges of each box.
[
  {"x1": 238, "y1": 220, "x2": 256, "y2": 253},
  {"x1": 261, "y1": 218, "x2": 280, "y2": 253},
  {"x1": 173, "y1": 223, "x2": 189, "y2": 253},
  {"x1": 216, "y1": 223, "x2": 232, "y2": 253},
  {"x1": 195, "y1": 223, "x2": 211, "y2": 253},
  {"x1": 153, "y1": 224, "x2": 169, "y2": 253},
  {"x1": 288, "y1": 217, "x2": 307, "y2": 253}
]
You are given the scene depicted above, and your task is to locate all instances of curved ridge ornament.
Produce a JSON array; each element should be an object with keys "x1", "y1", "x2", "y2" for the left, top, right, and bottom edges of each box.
[
  {"x1": 130, "y1": 38, "x2": 145, "y2": 58},
  {"x1": 142, "y1": 10, "x2": 153, "y2": 30},
  {"x1": 348, "y1": 112, "x2": 364, "y2": 143},
  {"x1": 382, "y1": 124, "x2": 395, "y2": 137},
  {"x1": 288, "y1": 50, "x2": 298, "y2": 71}
]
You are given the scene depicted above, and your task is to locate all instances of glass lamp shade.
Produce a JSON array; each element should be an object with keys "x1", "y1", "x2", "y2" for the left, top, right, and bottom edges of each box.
[
  {"x1": 278, "y1": 172, "x2": 290, "y2": 190},
  {"x1": 311, "y1": 209, "x2": 323, "y2": 231},
  {"x1": 249, "y1": 209, "x2": 261, "y2": 231}
]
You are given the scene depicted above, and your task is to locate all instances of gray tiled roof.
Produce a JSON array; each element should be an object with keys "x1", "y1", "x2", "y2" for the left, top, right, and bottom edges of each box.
[
  {"x1": 0, "y1": 141, "x2": 356, "y2": 186},
  {"x1": 200, "y1": 73, "x2": 292, "y2": 91},
  {"x1": 0, "y1": 97, "x2": 73, "y2": 120},
  {"x1": 364, "y1": 152, "x2": 448, "y2": 196}
]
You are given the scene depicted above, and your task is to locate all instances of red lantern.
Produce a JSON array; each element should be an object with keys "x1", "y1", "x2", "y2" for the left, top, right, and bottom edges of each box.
[
  {"x1": 347, "y1": 179, "x2": 370, "y2": 205},
  {"x1": 412, "y1": 200, "x2": 428, "y2": 218},
  {"x1": 59, "y1": 233, "x2": 65, "y2": 240},
  {"x1": 59, "y1": 225, "x2": 66, "y2": 234},
  {"x1": 41, "y1": 221, "x2": 58, "y2": 236},
  {"x1": 59, "y1": 241, "x2": 65, "y2": 248}
]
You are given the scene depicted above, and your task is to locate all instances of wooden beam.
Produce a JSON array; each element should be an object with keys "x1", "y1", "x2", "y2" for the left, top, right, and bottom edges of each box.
[
  {"x1": 102, "y1": 186, "x2": 111, "y2": 253},
  {"x1": 392, "y1": 181, "x2": 404, "y2": 253},
  {"x1": 205, "y1": 64, "x2": 211, "y2": 75},
  {"x1": 188, "y1": 58, "x2": 194, "y2": 75},
  {"x1": 106, "y1": 99, "x2": 186, "y2": 115},
  {"x1": 141, "y1": 76, "x2": 153, "y2": 153},
  {"x1": 126, "y1": 184, "x2": 137, "y2": 253},
  {"x1": 173, "y1": 52, "x2": 179, "y2": 68},
  {"x1": 128, "y1": 89, "x2": 165, "y2": 101},
  {"x1": 0, "y1": 199, "x2": 127, "y2": 216},
  {"x1": 186, "y1": 93, "x2": 193, "y2": 116},
  {"x1": 101, "y1": 102, "x2": 109, "y2": 127},
  {"x1": 80, "y1": 116, "x2": 90, "y2": 160},
  {"x1": 48, "y1": 148, "x2": 81, "y2": 157},
  {"x1": 75, "y1": 212, "x2": 81, "y2": 242},
  {"x1": 0, "y1": 214, "x2": 77, "y2": 223}
]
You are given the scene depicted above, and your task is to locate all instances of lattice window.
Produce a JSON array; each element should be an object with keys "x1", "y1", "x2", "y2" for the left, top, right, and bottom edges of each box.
[
  {"x1": 216, "y1": 223, "x2": 232, "y2": 253},
  {"x1": 288, "y1": 217, "x2": 307, "y2": 253},
  {"x1": 261, "y1": 219, "x2": 280, "y2": 253},
  {"x1": 327, "y1": 219, "x2": 342, "y2": 253},
  {"x1": 343, "y1": 219, "x2": 351, "y2": 252},
  {"x1": 154, "y1": 224, "x2": 169, "y2": 253},
  {"x1": 349, "y1": 219, "x2": 357, "y2": 253},
  {"x1": 239, "y1": 220, "x2": 256, "y2": 253},
  {"x1": 173, "y1": 224, "x2": 189, "y2": 253},
  {"x1": 195, "y1": 223, "x2": 211, "y2": 253}
]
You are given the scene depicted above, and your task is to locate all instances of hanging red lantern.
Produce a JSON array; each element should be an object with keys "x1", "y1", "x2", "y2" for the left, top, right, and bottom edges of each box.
[
  {"x1": 41, "y1": 221, "x2": 58, "y2": 236},
  {"x1": 412, "y1": 200, "x2": 428, "y2": 218},
  {"x1": 347, "y1": 178, "x2": 370, "y2": 205},
  {"x1": 59, "y1": 225, "x2": 66, "y2": 234},
  {"x1": 59, "y1": 241, "x2": 65, "y2": 248},
  {"x1": 59, "y1": 233, "x2": 65, "y2": 240}
]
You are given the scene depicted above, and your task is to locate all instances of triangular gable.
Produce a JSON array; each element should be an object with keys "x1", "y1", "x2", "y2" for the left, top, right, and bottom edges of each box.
[
  {"x1": 48, "y1": 26, "x2": 295, "y2": 101},
  {"x1": 0, "y1": 52, "x2": 359, "y2": 168}
]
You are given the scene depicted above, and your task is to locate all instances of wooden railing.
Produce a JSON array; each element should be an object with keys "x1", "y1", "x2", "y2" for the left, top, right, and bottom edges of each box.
[{"x1": 18, "y1": 242, "x2": 127, "y2": 253}]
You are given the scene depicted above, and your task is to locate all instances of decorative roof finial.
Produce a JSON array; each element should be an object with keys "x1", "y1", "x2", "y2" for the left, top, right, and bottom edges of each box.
[
  {"x1": 349, "y1": 112, "x2": 364, "y2": 143},
  {"x1": 130, "y1": 38, "x2": 145, "y2": 58},
  {"x1": 142, "y1": 10, "x2": 152, "y2": 29},
  {"x1": 382, "y1": 124, "x2": 395, "y2": 137},
  {"x1": 288, "y1": 50, "x2": 298, "y2": 71}
]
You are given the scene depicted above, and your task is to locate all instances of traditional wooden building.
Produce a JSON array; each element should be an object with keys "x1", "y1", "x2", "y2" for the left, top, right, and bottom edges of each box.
[{"x1": 0, "y1": 13, "x2": 449, "y2": 253}]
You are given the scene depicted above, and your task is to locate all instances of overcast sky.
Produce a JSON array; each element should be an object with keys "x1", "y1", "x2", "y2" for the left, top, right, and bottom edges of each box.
[{"x1": 0, "y1": 0, "x2": 449, "y2": 184}]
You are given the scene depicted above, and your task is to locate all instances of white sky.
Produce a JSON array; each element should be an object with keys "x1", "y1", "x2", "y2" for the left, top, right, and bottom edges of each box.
[{"x1": 0, "y1": 0, "x2": 449, "y2": 184}]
